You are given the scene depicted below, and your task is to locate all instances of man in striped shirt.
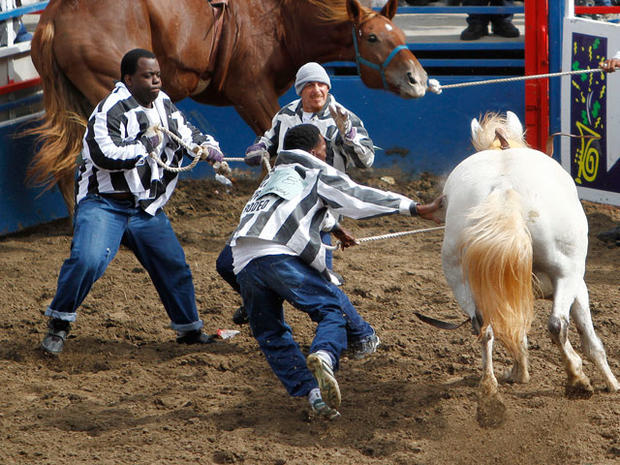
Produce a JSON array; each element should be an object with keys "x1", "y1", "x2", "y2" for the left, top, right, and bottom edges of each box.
[
  {"x1": 218, "y1": 63, "x2": 380, "y2": 358},
  {"x1": 231, "y1": 124, "x2": 443, "y2": 418},
  {"x1": 40, "y1": 49, "x2": 223, "y2": 355},
  {"x1": 243, "y1": 62, "x2": 374, "y2": 172}
]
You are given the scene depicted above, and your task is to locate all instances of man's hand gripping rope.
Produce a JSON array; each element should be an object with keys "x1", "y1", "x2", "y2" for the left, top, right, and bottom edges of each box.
[{"x1": 148, "y1": 125, "x2": 234, "y2": 176}]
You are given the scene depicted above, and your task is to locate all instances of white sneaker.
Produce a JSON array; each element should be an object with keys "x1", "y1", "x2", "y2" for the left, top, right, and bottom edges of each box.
[
  {"x1": 307, "y1": 352, "x2": 341, "y2": 409},
  {"x1": 310, "y1": 398, "x2": 341, "y2": 420}
]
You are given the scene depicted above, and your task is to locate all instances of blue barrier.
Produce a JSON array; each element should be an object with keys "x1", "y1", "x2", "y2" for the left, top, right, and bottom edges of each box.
[
  {"x1": 384, "y1": 6, "x2": 524, "y2": 14},
  {"x1": 0, "y1": 114, "x2": 67, "y2": 235}
]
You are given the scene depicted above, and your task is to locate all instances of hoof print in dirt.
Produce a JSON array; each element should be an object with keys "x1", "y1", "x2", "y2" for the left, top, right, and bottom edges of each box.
[
  {"x1": 565, "y1": 382, "x2": 594, "y2": 400},
  {"x1": 476, "y1": 394, "x2": 507, "y2": 429}
]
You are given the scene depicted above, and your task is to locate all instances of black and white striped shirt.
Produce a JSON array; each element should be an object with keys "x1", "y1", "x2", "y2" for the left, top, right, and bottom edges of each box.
[
  {"x1": 76, "y1": 82, "x2": 219, "y2": 215},
  {"x1": 230, "y1": 149, "x2": 418, "y2": 283},
  {"x1": 257, "y1": 94, "x2": 374, "y2": 172}
]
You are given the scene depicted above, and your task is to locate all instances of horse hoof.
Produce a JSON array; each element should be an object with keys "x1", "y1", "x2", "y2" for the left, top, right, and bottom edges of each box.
[
  {"x1": 607, "y1": 380, "x2": 620, "y2": 393},
  {"x1": 500, "y1": 367, "x2": 530, "y2": 385},
  {"x1": 476, "y1": 393, "x2": 507, "y2": 428},
  {"x1": 565, "y1": 379, "x2": 594, "y2": 399}
]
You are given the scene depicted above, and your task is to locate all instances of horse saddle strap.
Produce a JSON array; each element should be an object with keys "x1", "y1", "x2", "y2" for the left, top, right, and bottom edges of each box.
[{"x1": 206, "y1": 0, "x2": 228, "y2": 74}]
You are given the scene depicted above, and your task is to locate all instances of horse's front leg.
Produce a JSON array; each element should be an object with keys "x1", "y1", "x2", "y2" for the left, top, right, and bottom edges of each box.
[
  {"x1": 548, "y1": 278, "x2": 593, "y2": 397},
  {"x1": 229, "y1": 80, "x2": 282, "y2": 135},
  {"x1": 570, "y1": 280, "x2": 619, "y2": 392}
]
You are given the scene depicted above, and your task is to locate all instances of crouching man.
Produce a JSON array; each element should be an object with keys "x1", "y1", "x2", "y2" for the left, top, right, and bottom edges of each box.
[{"x1": 229, "y1": 124, "x2": 443, "y2": 419}]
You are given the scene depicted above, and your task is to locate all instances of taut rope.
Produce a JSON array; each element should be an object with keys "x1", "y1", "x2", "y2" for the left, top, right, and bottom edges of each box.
[
  {"x1": 326, "y1": 225, "x2": 445, "y2": 251},
  {"x1": 430, "y1": 68, "x2": 604, "y2": 92},
  {"x1": 152, "y1": 125, "x2": 271, "y2": 174}
]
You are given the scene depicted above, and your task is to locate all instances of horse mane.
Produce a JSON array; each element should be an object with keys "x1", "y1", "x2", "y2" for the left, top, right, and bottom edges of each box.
[
  {"x1": 281, "y1": 0, "x2": 376, "y2": 23},
  {"x1": 471, "y1": 112, "x2": 528, "y2": 152}
]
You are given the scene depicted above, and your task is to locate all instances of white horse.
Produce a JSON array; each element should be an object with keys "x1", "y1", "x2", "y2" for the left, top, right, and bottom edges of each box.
[{"x1": 441, "y1": 111, "x2": 619, "y2": 406}]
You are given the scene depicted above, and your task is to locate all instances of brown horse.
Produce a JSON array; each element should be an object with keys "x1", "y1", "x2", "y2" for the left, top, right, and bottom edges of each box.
[{"x1": 27, "y1": 0, "x2": 428, "y2": 212}]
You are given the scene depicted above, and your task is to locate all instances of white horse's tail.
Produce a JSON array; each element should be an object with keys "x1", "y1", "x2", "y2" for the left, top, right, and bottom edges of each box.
[{"x1": 460, "y1": 189, "x2": 534, "y2": 360}]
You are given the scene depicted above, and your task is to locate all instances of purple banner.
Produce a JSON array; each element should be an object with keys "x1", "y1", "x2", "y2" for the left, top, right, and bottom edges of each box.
[{"x1": 569, "y1": 33, "x2": 619, "y2": 193}]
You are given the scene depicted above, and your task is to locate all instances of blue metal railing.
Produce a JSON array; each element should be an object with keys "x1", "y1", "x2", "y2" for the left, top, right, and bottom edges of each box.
[
  {"x1": 0, "y1": 1, "x2": 48, "y2": 21},
  {"x1": 0, "y1": 92, "x2": 42, "y2": 113},
  {"x1": 393, "y1": 6, "x2": 524, "y2": 14}
]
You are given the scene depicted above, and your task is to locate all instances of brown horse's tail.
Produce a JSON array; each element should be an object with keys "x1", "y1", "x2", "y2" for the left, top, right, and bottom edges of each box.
[
  {"x1": 24, "y1": 19, "x2": 90, "y2": 213},
  {"x1": 460, "y1": 188, "x2": 534, "y2": 361}
]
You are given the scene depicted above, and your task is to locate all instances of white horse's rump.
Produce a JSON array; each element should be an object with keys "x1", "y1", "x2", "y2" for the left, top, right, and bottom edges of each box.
[{"x1": 441, "y1": 112, "x2": 619, "y2": 400}]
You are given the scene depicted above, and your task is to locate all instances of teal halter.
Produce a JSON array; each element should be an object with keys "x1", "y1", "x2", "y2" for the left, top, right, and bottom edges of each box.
[{"x1": 352, "y1": 25, "x2": 408, "y2": 90}]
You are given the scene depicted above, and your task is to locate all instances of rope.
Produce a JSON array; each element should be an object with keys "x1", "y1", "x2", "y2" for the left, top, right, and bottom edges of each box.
[
  {"x1": 149, "y1": 150, "x2": 201, "y2": 173},
  {"x1": 325, "y1": 225, "x2": 445, "y2": 251},
  {"x1": 154, "y1": 125, "x2": 272, "y2": 173},
  {"x1": 433, "y1": 68, "x2": 604, "y2": 91},
  {"x1": 147, "y1": 125, "x2": 202, "y2": 173}
]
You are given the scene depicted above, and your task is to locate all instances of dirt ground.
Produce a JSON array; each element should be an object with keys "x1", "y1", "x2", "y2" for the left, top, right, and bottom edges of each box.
[{"x1": 1, "y1": 169, "x2": 619, "y2": 465}]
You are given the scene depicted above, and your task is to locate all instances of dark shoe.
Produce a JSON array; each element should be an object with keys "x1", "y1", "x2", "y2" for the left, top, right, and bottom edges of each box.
[
  {"x1": 460, "y1": 23, "x2": 489, "y2": 41},
  {"x1": 597, "y1": 225, "x2": 620, "y2": 246},
  {"x1": 176, "y1": 330, "x2": 215, "y2": 344},
  {"x1": 232, "y1": 306, "x2": 249, "y2": 326},
  {"x1": 492, "y1": 20, "x2": 520, "y2": 38},
  {"x1": 41, "y1": 318, "x2": 71, "y2": 355},
  {"x1": 348, "y1": 331, "x2": 381, "y2": 360}
]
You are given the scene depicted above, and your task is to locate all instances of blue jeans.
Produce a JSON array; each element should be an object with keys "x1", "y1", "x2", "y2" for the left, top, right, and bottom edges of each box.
[
  {"x1": 45, "y1": 194, "x2": 203, "y2": 332},
  {"x1": 237, "y1": 254, "x2": 348, "y2": 397},
  {"x1": 216, "y1": 240, "x2": 373, "y2": 342},
  {"x1": 216, "y1": 242, "x2": 240, "y2": 293}
]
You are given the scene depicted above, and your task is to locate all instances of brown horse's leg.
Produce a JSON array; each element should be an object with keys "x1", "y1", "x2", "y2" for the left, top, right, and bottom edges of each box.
[{"x1": 232, "y1": 87, "x2": 281, "y2": 135}]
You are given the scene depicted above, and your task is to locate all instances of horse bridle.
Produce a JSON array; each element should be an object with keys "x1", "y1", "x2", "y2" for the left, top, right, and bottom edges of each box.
[{"x1": 351, "y1": 25, "x2": 408, "y2": 90}]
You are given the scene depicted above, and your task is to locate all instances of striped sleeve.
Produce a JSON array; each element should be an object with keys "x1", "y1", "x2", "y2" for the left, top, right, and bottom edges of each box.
[
  {"x1": 164, "y1": 99, "x2": 218, "y2": 151},
  {"x1": 316, "y1": 169, "x2": 417, "y2": 219},
  {"x1": 256, "y1": 101, "x2": 299, "y2": 158},
  {"x1": 85, "y1": 99, "x2": 147, "y2": 171}
]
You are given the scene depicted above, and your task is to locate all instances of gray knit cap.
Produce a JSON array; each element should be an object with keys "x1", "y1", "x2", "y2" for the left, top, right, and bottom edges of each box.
[{"x1": 294, "y1": 62, "x2": 331, "y2": 95}]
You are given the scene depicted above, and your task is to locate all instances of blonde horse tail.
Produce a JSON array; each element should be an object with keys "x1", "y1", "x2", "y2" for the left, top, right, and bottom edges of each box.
[
  {"x1": 24, "y1": 19, "x2": 90, "y2": 213},
  {"x1": 460, "y1": 188, "x2": 534, "y2": 360}
]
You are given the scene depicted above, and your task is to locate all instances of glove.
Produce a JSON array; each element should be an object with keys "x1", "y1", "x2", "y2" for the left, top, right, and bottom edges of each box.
[
  {"x1": 201, "y1": 145, "x2": 224, "y2": 163},
  {"x1": 329, "y1": 103, "x2": 355, "y2": 142},
  {"x1": 141, "y1": 127, "x2": 162, "y2": 153},
  {"x1": 244, "y1": 142, "x2": 269, "y2": 166}
]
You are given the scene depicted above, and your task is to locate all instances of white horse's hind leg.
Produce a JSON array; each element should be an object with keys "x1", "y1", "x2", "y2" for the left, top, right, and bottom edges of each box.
[
  {"x1": 502, "y1": 333, "x2": 530, "y2": 384},
  {"x1": 548, "y1": 278, "x2": 593, "y2": 396},
  {"x1": 571, "y1": 280, "x2": 620, "y2": 392},
  {"x1": 480, "y1": 326, "x2": 499, "y2": 395},
  {"x1": 476, "y1": 326, "x2": 507, "y2": 428}
]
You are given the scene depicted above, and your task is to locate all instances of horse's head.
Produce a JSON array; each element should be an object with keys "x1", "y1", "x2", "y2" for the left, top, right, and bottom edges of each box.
[
  {"x1": 470, "y1": 111, "x2": 528, "y2": 152},
  {"x1": 347, "y1": 0, "x2": 427, "y2": 98}
]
